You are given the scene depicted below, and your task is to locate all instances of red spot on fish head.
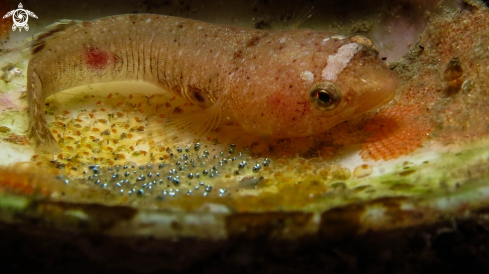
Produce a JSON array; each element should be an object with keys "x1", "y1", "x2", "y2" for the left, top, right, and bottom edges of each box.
[{"x1": 84, "y1": 45, "x2": 114, "y2": 70}]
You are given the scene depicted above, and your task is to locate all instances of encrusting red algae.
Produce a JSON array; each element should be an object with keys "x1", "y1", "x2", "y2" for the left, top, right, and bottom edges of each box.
[{"x1": 26, "y1": 14, "x2": 398, "y2": 153}]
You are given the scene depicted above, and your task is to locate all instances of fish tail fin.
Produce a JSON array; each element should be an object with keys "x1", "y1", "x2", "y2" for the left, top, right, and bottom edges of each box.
[
  {"x1": 27, "y1": 71, "x2": 61, "y2": 154},
  {"x1": 29, "y1": 19, "x2": 80, "y2": 55},
  {"x1": 26, "y1": 20, "x2": 80, "y2": 154}
]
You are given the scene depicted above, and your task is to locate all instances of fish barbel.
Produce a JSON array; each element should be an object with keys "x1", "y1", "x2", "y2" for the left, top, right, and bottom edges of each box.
[{"x1": 27, "y1": 14, "x2": 399, "y2": 153}]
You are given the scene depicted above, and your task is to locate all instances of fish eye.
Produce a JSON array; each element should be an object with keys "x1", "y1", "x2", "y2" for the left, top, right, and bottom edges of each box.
[{"x1": 310, "y1": 83, "x2": 341, "y2": 110}]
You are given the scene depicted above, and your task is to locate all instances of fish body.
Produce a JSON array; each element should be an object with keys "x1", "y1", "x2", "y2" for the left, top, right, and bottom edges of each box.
[{"x1": 27, "y1": 14, "x2": 398, "y2": 153}]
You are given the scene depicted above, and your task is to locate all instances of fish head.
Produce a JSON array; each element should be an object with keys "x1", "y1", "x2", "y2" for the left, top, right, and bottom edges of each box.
[
  {"x1": 313, "y1": 39, "x2": 400, "y2": 126},
  {"x1": 230, "y1": 35, "x2": 399, "y2": 138}
]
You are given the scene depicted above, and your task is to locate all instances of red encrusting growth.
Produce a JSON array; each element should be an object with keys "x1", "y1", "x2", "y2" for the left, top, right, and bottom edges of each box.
[
  {"x1": 360, "y1": 104, "x2": 432, "y2": 161},
  {"x1": 0, "y1": 164, "x2": 62, "y2": 196},
  {"x1": 359, "y1": 5, "x2": 489, "y2": 161}
]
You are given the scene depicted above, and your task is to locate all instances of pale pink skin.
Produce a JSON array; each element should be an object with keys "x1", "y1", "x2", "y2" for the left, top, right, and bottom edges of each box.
[{"x1": 27, "y1": 14, "x2": 398, "y2": 153}]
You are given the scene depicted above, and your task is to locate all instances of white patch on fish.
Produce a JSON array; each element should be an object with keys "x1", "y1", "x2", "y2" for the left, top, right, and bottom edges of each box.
[
  {"x1": 331, "y1": 35, "x2": 346, "y2": 40},
  {"x1": 300, "y1": 71, "x2": 314, "y2": 86},
  {"x1": 322, "y1": 42, "x2": 362, "y2": 81}
]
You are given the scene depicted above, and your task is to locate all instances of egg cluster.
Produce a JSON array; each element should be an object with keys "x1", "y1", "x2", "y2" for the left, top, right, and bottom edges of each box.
[
  {"x1": 55, "y1": 143, "x2": 271, "y2": 198},
  {"x1": 34, "y1": 91, "x2": 201, "y2": 169},
  {"x1": 34, "y1": 89, "x2": 273, "y2": 197}
]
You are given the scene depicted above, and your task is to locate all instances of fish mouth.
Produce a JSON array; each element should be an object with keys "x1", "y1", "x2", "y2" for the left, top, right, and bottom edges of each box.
[
  {"x1": 351, "y1": 70, "x2": 399, "y2": 117},
  {"x1": 366, "y1": 87, "x2": 396, "y2": 112}
]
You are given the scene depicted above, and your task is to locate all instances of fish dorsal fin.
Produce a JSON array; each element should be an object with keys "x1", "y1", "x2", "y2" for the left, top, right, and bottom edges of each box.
[
  {"x1": 283, "y1": 5, "x2": 314, "y2": 30},
  {"x1": 257, "y1": 5, "x2": 314, "y2": 30},
  {"x1": 30, "y1": 19, "x2": 80, "y2": 55}
]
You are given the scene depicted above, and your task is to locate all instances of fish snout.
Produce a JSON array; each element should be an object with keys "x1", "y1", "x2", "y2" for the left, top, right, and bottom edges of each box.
[
  {"x1": 356, "y1": 67, "x2": 399, "y2": 116},
  {"x1": 341, "y1": 47, "x2": 400, "y2": 117}
]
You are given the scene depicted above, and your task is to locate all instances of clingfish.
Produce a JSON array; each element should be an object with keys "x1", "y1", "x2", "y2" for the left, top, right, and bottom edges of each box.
[{"x1": 27, "y1": 14, "x2": 399, "y2": 153}]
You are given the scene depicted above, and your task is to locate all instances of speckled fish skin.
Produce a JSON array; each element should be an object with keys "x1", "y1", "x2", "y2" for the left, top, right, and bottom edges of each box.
[{"x1": 27, "y1": 14, "x2": 399, "y2": 153}]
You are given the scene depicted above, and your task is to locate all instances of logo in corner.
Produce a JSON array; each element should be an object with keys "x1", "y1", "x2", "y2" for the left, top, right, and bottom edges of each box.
[{"x1": 2, "y1": 3, "x2": 38, "y2": 32}]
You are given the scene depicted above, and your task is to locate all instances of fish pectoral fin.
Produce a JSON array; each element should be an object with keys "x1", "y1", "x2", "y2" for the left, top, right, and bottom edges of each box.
[{"x1": 145, "y1": 98, "x2": 223, "y2": 146}]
